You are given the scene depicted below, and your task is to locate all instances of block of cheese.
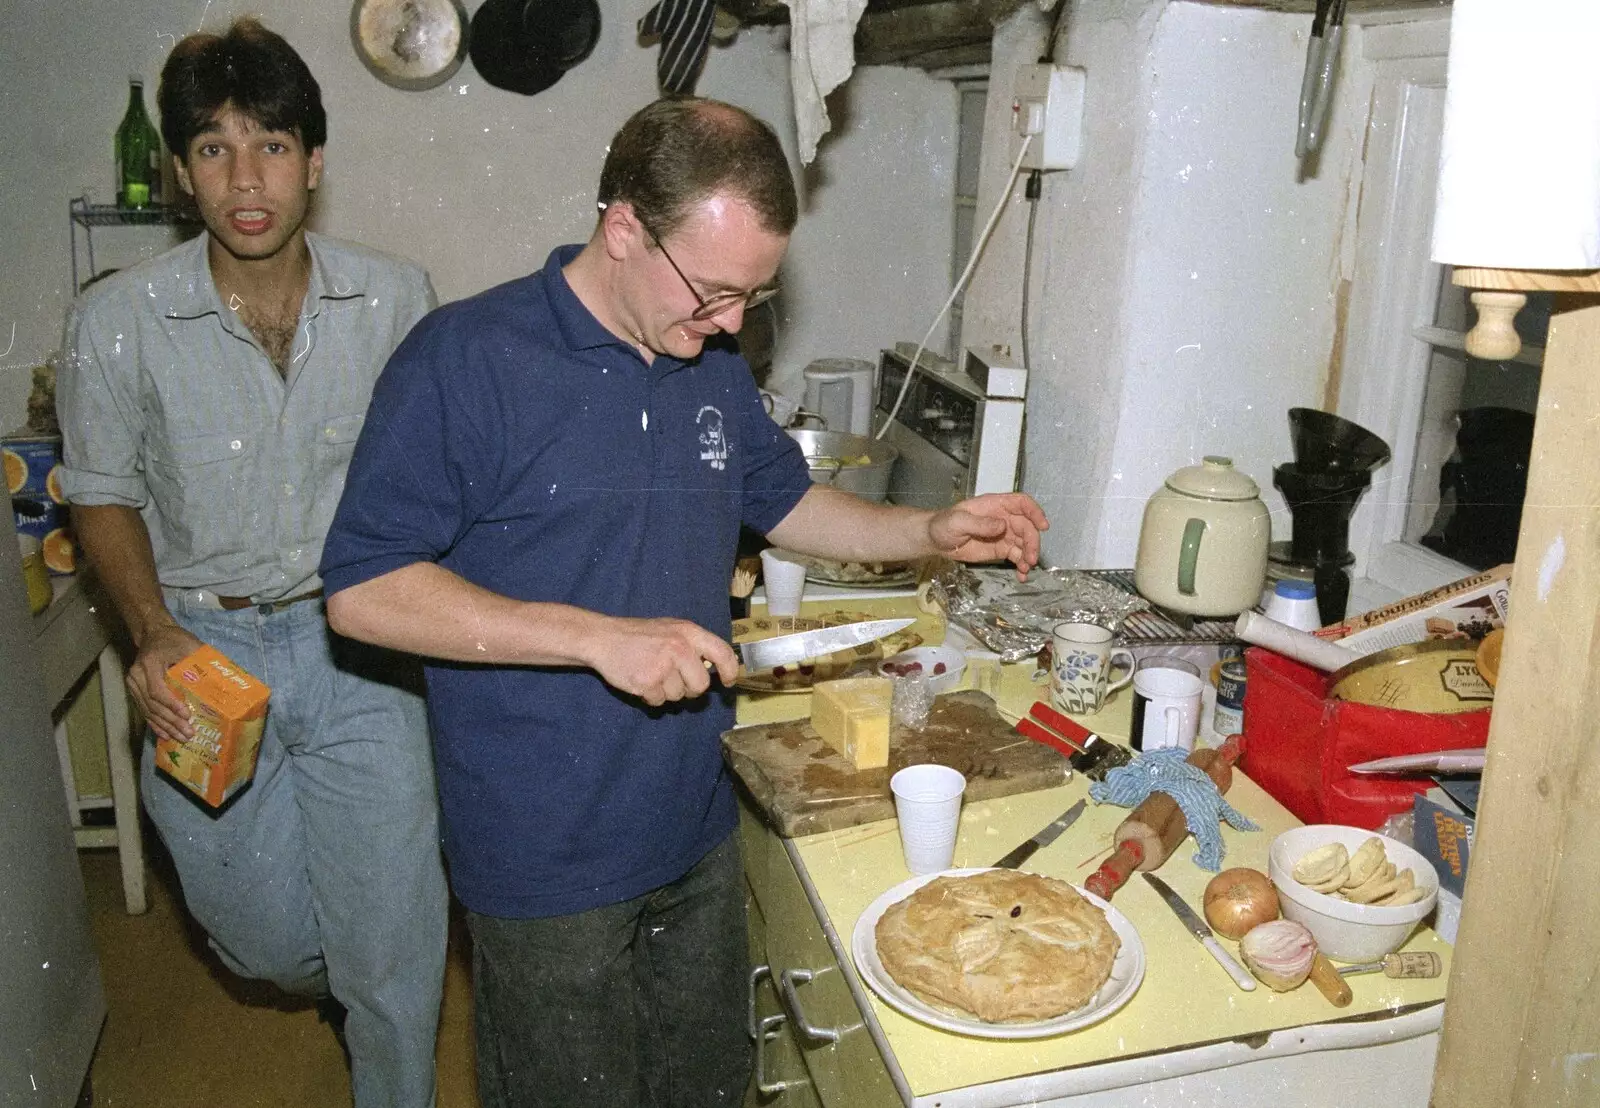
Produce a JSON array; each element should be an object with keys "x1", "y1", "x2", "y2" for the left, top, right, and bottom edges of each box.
[{"x1": 811, "y1": 677, "x2": 893, "y2": 769}]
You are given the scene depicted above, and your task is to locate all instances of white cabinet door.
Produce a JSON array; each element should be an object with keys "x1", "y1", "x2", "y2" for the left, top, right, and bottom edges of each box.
[{"x1": 0, "y1": 509, "x2": 106, "y2": 1106}]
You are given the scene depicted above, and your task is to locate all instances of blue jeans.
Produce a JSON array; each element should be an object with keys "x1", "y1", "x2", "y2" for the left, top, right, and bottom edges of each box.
[
  {"x1": 142, "y1": 593, "x2": 447, "y2": 1108},
  {"x1": 467, "y1": 831, "x2": 751, "y2": 1108}
]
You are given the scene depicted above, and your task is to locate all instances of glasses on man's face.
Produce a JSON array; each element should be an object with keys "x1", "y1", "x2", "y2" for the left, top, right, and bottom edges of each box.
[{"x1": 638, "y1": 218, "x2": 780, "y2": 322}]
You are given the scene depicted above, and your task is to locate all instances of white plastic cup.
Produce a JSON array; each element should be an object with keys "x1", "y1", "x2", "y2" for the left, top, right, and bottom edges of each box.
[
  {"x1": 889, "y1": 764, "x2": 967, "y2": 875},
  {"x1": 758, "y1": 548, "x2": 808, "y2": 617}
]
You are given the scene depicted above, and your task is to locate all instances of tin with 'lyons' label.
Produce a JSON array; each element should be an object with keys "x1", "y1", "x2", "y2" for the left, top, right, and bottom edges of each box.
[{"x1": 1213, "y1": 657, "x2": 1247, "y2": 737}]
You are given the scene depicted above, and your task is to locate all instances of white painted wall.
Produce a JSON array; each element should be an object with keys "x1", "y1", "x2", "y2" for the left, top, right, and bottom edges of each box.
[
  {"x1": 0, "y1": 3, "x2": 956, "y2": 432},
  {"x1": 965, "y1": 0, "x2": 1372, "y2": 570}
]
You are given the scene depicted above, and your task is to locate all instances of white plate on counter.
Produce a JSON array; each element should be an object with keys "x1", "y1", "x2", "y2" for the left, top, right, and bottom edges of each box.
[
  {"x1": 851, "y1": 868, "x2": 1146, "y2": 1040},
  {"x1": 795, "y1": 555, "x2": 918, "y2": 588}
]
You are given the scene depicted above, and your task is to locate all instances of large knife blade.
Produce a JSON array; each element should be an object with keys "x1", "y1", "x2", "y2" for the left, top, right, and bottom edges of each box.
[
  {"x1": 1142, "y1": 873, "x2": 1257, "y2": 991},
  {"x1": 993, "y1": 798, "x2": 1086, "y2": 869},
  {"x1": 735, "y1": 618, "x2": 917, "y2": 673}
]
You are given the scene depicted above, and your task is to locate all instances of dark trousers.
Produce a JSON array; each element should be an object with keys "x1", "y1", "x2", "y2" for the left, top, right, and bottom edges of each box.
[{"x1": 467, "y1": 831, "x2": 752, "y2": 1108}]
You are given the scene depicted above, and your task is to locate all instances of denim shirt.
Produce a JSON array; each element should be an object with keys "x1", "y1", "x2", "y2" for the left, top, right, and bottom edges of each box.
[{"x1": 57, "y1": 232, "x2": 436, "y2": 601}]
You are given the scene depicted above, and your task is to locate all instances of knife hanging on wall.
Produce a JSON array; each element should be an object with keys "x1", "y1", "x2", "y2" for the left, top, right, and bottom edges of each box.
[{"x1": 1296, "y1": 0, "x2": 1347, "y2": 159}]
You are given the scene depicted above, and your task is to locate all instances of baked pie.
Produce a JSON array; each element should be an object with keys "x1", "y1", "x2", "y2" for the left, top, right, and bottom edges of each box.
[{"x1": 874, "y1": 870, "x2": 1120, "y2": 1023}]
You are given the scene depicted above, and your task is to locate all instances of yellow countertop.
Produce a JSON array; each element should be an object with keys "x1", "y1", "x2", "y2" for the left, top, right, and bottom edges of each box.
[{"x1": 735, "y1": 593, "x2": 1452, "y2": 1099}]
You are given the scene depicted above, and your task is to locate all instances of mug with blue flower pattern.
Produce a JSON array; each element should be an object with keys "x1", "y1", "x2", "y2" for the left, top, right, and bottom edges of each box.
[{"x1": 1049, "y1": 622, "x2": 1135, "y2": 716}]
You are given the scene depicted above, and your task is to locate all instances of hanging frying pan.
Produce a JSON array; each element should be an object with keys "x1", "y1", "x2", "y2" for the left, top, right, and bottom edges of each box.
[{"x1": 351, "y1": 0, "x2": 471, "y2": 91}]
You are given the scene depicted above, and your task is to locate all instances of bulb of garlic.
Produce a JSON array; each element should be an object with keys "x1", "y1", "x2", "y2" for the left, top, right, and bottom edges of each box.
[{"x1": 1239, "y1": 919, "x2": 1317, "y2": 991}]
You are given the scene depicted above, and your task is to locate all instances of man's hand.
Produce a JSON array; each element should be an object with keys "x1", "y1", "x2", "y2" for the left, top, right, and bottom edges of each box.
[
  {"x1": 584, "y1": 616, "x2": 741, "y2": 707},
  {"x1": 128, "y1": 621, "x2": 206, "y2": 743},
  {"x1": 928, "y1": 492, "x2": 1049, "y2": 579}
]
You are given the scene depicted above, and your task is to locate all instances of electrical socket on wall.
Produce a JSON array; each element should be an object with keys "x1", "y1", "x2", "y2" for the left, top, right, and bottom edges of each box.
[{"x1": 1011, "y1": 63, "x2": 1086, "y2": 171}]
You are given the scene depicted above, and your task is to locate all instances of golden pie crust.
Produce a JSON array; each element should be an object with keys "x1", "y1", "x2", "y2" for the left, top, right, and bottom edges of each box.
[{"x1": 874, "y1": 870, "x2": 1120, "y2": 1023}]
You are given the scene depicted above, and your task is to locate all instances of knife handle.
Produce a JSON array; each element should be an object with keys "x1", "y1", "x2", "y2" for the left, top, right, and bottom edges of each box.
[
  {"x1": 1016, "y1": 718, "x2": 1090, "y2": 769},
  {"x1": 1028, "y1": 701, "x2": 1092, "y2": 745},
  {"x1": 1203, "y1": 934, "x2": 1258, "y2": 992},
  {"x1": 1308, "y1": 952, "x2": 1353, "y2": 1006}
]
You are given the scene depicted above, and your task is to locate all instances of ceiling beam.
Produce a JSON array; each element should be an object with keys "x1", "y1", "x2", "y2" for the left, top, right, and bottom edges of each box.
[{"x1": 719, "y1": 0, "x2": 1450, "y2": 72}]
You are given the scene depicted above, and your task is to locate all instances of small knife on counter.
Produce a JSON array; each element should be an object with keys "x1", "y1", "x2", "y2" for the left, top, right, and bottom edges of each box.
[
  {"x1": 1142, "y1": 872, "x2": 1257, "y2": 991},
  {"x1": 992, "y1": 798, "x2": 1086, "y2": 869},
  {"x1": 732, "y1": 617, "x2": 917, "y2": 673}
]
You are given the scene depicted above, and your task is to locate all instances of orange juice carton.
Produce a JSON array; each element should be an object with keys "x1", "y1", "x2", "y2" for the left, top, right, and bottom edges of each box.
[
  {"x1": 3, "y1": 431, "x2": 74, "y2": 575},
  {"x1": 156, "y1": 645, "x2": 271, "y2": 808}
]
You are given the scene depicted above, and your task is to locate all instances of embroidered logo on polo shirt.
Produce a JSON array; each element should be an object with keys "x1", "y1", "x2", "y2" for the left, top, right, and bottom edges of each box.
[{"x1": 697, "y1": 405, "x2": 727, "y2": 471}]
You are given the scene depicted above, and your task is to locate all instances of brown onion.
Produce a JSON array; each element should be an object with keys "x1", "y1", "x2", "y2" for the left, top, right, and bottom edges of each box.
[{"x1": 1202, "y1": 867, "x2": 1281, "y2": 939}]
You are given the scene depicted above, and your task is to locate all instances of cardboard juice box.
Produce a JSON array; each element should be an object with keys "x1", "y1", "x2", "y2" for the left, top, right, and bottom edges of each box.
[
  {"x1": 1314, "y1": 564, "x2": 1511, "y2": 656},
  {"x1": 156, "y1": 645, "x2": 271, "y2": 809},
  {"x1": 4, "y1": 432, "x2": 75, "y2": 574},
  {"x1": 1412, "y1": 793, "x2": 1475, "y2": 898}
]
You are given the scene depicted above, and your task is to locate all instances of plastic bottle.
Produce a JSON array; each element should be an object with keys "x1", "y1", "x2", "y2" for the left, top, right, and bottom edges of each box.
[
  {"x1": 1264, "y1": 578, "x2": 1321, "y2": 632},
  {"x1": 115, "y1": 77, "x2": 162, "y2": 209}
]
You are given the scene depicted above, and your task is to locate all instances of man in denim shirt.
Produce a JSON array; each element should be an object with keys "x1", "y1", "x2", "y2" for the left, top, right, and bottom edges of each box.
[{"x1": 56, "y1": 21, "x2": 446, "y2": 1108}]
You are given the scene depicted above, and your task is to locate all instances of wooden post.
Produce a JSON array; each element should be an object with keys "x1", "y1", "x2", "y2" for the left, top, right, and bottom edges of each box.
[{"x1": 1432, "y1": 268, "x2": 1600, "y2": 1107}]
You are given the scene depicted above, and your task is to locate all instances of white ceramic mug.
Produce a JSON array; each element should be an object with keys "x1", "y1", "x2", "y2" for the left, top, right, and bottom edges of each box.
[
  {"x1": 1130, "y1": 658, "x2": 1204, "y2": 752},
  {"x1": 1049, "y1": 622, "x2": 1135, "y2": 716}
]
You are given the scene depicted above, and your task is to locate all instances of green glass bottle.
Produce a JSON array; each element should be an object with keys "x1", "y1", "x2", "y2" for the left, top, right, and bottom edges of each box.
[{"x1": 114, "y1": 77, "x2": 162, "y2": 209}]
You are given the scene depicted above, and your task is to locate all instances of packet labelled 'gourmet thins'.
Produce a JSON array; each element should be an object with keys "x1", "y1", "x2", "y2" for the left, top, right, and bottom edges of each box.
[
  {"x1": 156, "y1": 645, "x2": 271, "y2": 808},
  {"x1": 1313, "y1": 564, "x2": 1511, "y2": 656}
]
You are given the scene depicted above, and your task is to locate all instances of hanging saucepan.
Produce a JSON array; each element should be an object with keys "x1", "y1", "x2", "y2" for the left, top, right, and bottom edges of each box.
[{"x1": 350, "y1": 0, "x2": 471, "y2": 91}]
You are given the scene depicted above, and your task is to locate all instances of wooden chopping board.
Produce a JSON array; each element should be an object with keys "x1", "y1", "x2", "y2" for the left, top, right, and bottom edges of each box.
[{"x1": 722, "y1": 690, "x2": 1071, "y2": 837}]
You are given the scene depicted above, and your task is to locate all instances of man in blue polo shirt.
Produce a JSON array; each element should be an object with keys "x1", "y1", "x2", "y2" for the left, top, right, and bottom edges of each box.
[{"x1": 320, "y1": 97, "x2": 1048, "y2": 1108}]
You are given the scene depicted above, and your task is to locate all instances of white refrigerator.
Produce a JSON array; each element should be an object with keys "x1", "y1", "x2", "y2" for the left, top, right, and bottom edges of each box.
[{"x1": 0, "y1": 509, "x2": 105, "y2": 1106}]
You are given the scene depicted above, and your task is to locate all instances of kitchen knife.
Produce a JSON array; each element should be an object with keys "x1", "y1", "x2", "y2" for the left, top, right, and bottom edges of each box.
[
  {"x1": 992, "y1": 798, "x2": 1087, "y2": 869},
  {"x1": 734, "y1": 617, "x2": 917, "y2": 673},
  {"x1": 1142, "y1": 873, "x2": 1257, "y2": 991},
  {"x1": 1025, "y1": 701, "x2": 1135, "y2": 779}
]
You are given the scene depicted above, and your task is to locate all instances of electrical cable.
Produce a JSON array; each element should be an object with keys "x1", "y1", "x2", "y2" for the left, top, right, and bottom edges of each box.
[
  {"x1": 875, "y1": 133, "x2": 1035, "y2": 441},
  {"x1": 1021, "y1": 169, "x2": 1043, "y2": 374},
  {"x1": 1040, "y1": 0, "x2": 1070, "y2": 65}
]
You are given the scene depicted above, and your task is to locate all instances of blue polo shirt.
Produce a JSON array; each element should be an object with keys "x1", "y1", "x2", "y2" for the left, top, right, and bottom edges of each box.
[{"x1": 320, "y1": 245, "x2": 810, "y2": 918}]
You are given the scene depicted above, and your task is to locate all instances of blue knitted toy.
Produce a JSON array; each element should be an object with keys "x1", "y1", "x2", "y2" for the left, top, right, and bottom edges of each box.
[{"x1": 1088, "y1": 747, "x2": 1258, "y2": 871}]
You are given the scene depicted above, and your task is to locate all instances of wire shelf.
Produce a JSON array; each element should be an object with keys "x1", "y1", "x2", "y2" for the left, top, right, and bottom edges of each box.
[
  {"x1": 69, "y1": 197, "x2": 202, "y2": 228},
  {"x1": 68, "y1": 195, "x2": 204, "y2": 291},
  {"x1": 1083, "y1": 568, "x2": 1242, "y2": 646}
]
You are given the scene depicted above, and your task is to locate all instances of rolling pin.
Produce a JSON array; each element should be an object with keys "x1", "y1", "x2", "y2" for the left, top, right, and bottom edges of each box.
[{"x1": 1084, "y1": 737, "x2": 1242, "y2": 900}]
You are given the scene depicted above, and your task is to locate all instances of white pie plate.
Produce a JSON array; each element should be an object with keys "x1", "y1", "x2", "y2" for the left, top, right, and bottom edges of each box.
[{"x1": 851, "y1": 867, "x2": 1146, "y2": 1040}]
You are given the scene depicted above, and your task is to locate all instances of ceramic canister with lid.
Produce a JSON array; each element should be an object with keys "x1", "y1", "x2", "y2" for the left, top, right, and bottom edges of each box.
[{"x1": 1134, "y1": 456, "x2": 1271, "y2": 618}]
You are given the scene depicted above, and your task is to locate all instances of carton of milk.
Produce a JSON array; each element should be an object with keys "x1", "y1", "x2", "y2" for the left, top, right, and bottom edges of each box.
[{"x1": 157, "y1": 645, "x2": 271, "y2": 809}]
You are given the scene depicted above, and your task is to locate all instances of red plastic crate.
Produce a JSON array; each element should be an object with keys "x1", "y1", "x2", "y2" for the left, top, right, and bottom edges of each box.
[{"x1": 1239, "y1": 647, "x2": 1492, "y2": 829}]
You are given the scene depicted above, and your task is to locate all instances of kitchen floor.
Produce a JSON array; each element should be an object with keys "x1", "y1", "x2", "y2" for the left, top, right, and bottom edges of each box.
[{"x1": 79, "y1": 837, "x2": 478, "y2": 1107}]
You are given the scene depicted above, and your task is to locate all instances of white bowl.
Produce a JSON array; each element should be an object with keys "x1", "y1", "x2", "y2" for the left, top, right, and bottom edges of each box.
[
  {"x1": 1268, "y1": 825, "x2": 1439, "y2": 963},
  {"x1": 879, "y1": 644, "x2": 966, "y2": 695}
]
